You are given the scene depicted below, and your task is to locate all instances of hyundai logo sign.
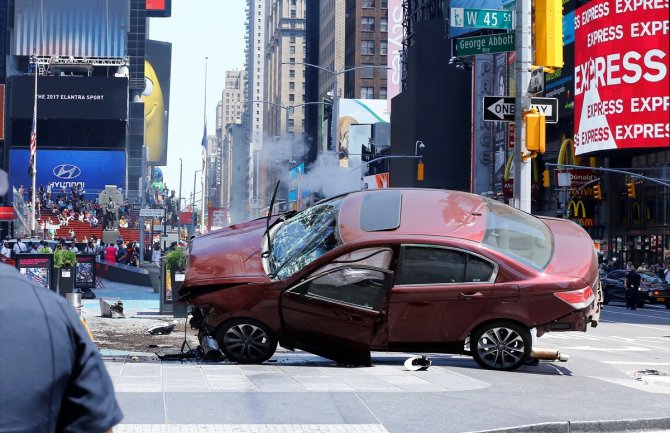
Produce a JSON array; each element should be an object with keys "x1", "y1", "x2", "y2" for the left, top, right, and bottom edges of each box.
[{"x1": 53, "y1": 164, "x2": 81, "y2": 180}]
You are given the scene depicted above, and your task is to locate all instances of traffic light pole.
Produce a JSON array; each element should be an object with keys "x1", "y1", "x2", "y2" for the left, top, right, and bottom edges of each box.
[{"x1": 512, "y1": 0, "x2": 533, "y2": 213}]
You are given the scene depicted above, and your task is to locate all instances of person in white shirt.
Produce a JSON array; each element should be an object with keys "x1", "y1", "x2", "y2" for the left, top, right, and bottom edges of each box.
[
  {"x1": 12, "y1": 238, "x2": 27, "y2": 256},
  {"x1": 69, "y1": 242, "x2": 79, "y2": 254},
  {"x1": 1, "y1": 242, "x2": 12, "y2": 259}
]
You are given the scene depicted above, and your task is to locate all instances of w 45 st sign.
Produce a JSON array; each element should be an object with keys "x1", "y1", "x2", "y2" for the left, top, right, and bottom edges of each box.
[{"x1": 450, "y1": 7, "x2": 514, "y2": 30}]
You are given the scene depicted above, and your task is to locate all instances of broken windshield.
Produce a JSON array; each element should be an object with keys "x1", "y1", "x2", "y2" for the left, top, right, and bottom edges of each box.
[{"x1": 268, "y1": 199, "x2": 343, "y2": 279}]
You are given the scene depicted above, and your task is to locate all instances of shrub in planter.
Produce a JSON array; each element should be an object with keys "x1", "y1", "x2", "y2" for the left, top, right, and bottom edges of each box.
[
  {"x1": 165, "y1": 247, "x2": 186, "y2": 272},
  {"x1": 53, "y1": 249, "x2": 77, "y2": 296},
  {"x1": 54, "y1": 249, "x2": 77, "y2": 268}
]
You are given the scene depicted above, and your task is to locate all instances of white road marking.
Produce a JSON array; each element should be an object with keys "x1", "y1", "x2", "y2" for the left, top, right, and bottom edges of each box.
[
  {"x1": 115, "y1": 425, "x2": 390, "y2": 433},
  {"x1": 602, "y1": 309, "x2": 670, "y2": 321},
  {"x1": 600, "y1": 319, "x2": 670, "y2": 332},
  {"x1": 560, "y1": 346, "x2": 650, "y2": 352},
  {"x1": 601, "y1": 361, "x2": 670, "y2": 365}
]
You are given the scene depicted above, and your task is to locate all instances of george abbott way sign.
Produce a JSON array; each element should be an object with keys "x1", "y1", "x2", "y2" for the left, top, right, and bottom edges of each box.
[
  {"x1": 483, "y1": 96, "x2": 559, "y2": 123},
  {"x1": 455, "y1": 33, "x2": 515, "y2": 56}
]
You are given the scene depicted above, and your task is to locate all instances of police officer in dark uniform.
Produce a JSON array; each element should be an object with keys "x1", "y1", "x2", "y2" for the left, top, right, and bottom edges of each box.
[
  {"x1": 0, "y1": 264, "x2": 123, "y2": 432},
  {"x1": 624, "y1": 265, "x2": 642, "y2": 310}
]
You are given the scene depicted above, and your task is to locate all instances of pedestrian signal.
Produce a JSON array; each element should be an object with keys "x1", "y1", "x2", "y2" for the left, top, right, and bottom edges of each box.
[
  {"x1": 593, "y1": 184, "x2": 602, "y2": 200},
  {"x1": 524, "y1": 108, "x2": 546, "y2": 154},
  {"x1": 417, "y1": 161, "x2": 425, "y2": 181},
  {"x1": 626, "y1": 182, "x2": 636, "y2": 198}
]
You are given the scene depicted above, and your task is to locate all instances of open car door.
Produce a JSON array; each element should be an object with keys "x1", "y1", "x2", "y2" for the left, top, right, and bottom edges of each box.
[{"x1": 279, "y1": 266, "x2": 392, "y2": 366}]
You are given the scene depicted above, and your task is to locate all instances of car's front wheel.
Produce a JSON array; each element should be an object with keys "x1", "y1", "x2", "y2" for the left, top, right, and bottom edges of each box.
[
  {"x1": 471, "y1": 321, "x2": 531, "y2": 371},
  {"x1": 215, "y1": 318, "x2": 278, "y2": 364}
]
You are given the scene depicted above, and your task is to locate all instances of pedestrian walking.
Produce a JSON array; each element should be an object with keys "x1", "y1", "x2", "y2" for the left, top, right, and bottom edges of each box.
[
  {"x1": 0, "y1": 263, "x2": 123, "y2": 432},
  {"x1": 625, "y1": 265, "x2": 642, "y2": 310}
]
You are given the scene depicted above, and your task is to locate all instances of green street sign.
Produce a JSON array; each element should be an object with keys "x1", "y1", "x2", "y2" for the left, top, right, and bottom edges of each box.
[
  {"x1": 450, "y1": 7, "x2": 514, "y2": 30},
  {"x1": 455, "y1": 33, "x2": 515, "y2": 56}
]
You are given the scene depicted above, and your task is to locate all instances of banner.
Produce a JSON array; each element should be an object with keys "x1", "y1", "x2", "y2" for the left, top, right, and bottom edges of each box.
[
  {"x1": 144, "y1": 40, "x2": 172, "y2": 166},
  {"x1": 0, "y1": 206, "x2": 13, "y2": 221},
  {"x1": 9, "y1": 149, "x2": 126, "y2": 195},
  {"x1": 573, "y1": 0, "x2": 669, "y2": 155},
  {"x1": 10, "y1": 76, "x2": 128, "y2": 120},
  {"x1": 387, "y1": 0, "x2": 403, "y2": 113}
]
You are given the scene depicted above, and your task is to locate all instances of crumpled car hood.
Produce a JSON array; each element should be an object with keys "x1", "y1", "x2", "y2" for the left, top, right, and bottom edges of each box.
[{"x1": 181, "y1": 218, "x2": 273, "y2": 290}]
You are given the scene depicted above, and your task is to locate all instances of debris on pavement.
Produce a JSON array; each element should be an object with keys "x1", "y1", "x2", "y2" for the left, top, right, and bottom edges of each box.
[
  {"x1": 148, "y1": 320, "x2": 178, "y2": 335},
  {"x1": 404, "y1": 355, "x2": 431, "y2": 371}
]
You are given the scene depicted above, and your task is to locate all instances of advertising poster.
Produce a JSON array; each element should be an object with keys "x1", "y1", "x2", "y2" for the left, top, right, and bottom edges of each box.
[
  {"x1": 573, "y1": 0, "x2": 669, "y2": 155},
  {"x1": 75, "y1": 254, "x2": 96, "y2": 290},
  {"x1": 9, "y1": 149, "x2": 126, "y2": 196},
  {"x1": 15, "y1": 254, "x2": 53, "y2": 289},
  {"x1": 10, "y1": 76, "x2": 128, "y2": 120},
  {"x1": 492, "y1": 53, "x2": 509, "y2": 193},
  {"x1": 144, "y1": 40, "x2": 172, "y2": 166},
  {"x1": 387, "y1": 0, "x2": 404, "y2": 113},
  {"x1": 337, "y1": 99, "x2": 389, "y2": 167}
]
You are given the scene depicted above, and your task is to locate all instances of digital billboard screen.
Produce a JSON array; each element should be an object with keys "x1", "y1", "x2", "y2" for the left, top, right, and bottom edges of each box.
[
  {"x1": 573, "y1": 0, "x2": 669, "y2": 155},
  {"x1": 13, "y1": 0, "x2": 128, "y2": 58},
  {"x1": 9, "y1": 149, "x2": 126, "y2": 195},
  {"x1": 144, "y1": 40, "x2": 173, "y2": 166},
  {"x1": 75, "y1": 254, "x2": 96, "y2": 290},
  {"x1": 10, "y1": 76, "x2": 128, "y2": 120}
]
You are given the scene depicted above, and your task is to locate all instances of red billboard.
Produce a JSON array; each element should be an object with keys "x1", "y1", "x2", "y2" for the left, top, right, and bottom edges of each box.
[
  {"x1": 573, "y1": 0, "x2": 669, "y2": 155},
  {"x1": 0, "y1": 207, "x2": 14, "y2": 221}
]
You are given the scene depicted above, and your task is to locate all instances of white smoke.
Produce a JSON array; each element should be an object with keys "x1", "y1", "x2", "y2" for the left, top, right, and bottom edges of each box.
[{"x1": 301, "y1": 152, "x2": 362, "y2": 198}]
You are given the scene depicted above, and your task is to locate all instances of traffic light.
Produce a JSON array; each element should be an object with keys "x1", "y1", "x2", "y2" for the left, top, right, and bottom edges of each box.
[
  {"x1": 524, "y1": 108, "x2": 546, "y2": 154},
  {"x1": 542, "y1": 169, "x2": 551, "y2": 187},
  {"x1": 626, "y1": 182, "x2": 636, "y2": 198},
  {"x1": 535, "y1": 0, "x2": 564, "y2": 68},
  {"x1": 417, "y1": 161, "x2": 425, "y2": 181},
  {"x1": 593, "y1": 183, "x2": 602, "y2": 200}
]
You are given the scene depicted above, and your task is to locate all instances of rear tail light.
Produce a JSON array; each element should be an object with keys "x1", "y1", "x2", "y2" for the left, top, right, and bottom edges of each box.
[{"x1": 554, "y1": 286, "x2": 595, "y2": 309}]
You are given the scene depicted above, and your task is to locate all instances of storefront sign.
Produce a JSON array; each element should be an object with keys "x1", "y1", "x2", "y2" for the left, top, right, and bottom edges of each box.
[
  {"x1": 573, "y1": 0, "x2": 670, "y2": 155},
  {"x1": 567, "y1": 200, "x2": 595, "y2": 227}
]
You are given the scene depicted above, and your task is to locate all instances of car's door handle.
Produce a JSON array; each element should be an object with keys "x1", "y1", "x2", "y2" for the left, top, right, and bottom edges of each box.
[{"x1": 459, "y1": 291, "x2": 484, "y2": 298}]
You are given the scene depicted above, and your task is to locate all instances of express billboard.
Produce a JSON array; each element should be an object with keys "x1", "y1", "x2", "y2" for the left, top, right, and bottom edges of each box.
[
  {"x1": 9, "y1": 149, "x2": 126, "y2": 195},
  {"x1": 10, "y1": 76, "x2": 128, "y2": 120},
  {"x1": 573, "y1": 0, "x2": 669, "y2": 155}
]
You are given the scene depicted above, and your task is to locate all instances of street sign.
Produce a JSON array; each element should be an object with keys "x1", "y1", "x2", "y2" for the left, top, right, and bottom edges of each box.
[
  {"x1": 455, "y1": 33, "x2": 515, "y2": 56},
  {"x1": 483, "y1": 96, "x2": 559, "y2": 123},
  {"x1": 450, "y1": 8, "x2": 514, "y2": 30},
  {"x1": 139, "y1": 208, "x2": 165, "y2": 218}
]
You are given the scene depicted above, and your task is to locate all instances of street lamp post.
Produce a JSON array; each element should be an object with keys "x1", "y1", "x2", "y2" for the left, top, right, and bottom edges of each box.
[
  {"x1": 281, "y1": 62, "x2": 389, "y2": 153},
  {"x1": 177, "y1": 158, "x2": 183, "y2": 242},
  {"x1": 191, "y1": 169, "x2": 202, "y2": 236}
]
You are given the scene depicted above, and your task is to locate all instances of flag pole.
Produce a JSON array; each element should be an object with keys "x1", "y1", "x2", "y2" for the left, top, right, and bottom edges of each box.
[
  {"x1": 200, "y1": 57, "x2": 208, "y2": 234},
  {"x1": 31, "y1": 56, "x2": 38, "y2": 238}
]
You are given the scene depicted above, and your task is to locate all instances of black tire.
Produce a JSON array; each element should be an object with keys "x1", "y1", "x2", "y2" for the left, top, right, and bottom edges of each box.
[
  {"x1": 215, "y1": 318, "x2": 278, "y2": 364},
  {"x1": 471, "y1": 321, "x2": 531, "y2": 371}
]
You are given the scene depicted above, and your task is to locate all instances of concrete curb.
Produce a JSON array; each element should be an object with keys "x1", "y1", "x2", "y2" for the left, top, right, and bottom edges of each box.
[{"x1": 465, "y1": 417, "x2": 670, "y2": 433}]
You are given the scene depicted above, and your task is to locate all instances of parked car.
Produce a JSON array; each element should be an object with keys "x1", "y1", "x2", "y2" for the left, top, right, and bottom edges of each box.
[
  {"x1": 179, "y1": 189, "x2": 602, "y2": 371},
  {"x1": 640, "y1": 272, "x2": 670, "y2": 308},
  {"x1": 602, "y1": 270, "x2": 670, "y2": 307}
]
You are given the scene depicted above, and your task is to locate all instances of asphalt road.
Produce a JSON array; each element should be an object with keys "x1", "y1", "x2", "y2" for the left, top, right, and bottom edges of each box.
[{"x1": 111, "y1": 303, "x2": 670, "y2": 433}]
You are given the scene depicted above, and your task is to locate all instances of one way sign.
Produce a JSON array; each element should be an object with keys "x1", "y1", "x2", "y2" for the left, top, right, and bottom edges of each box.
[{"x1": 483, "y1": 96, "x2": 558, "y2": 123}]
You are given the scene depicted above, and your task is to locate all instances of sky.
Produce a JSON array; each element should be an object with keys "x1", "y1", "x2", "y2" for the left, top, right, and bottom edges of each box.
[{"x1": 148, "y1": 1, "x2": 246, "y2": 205}]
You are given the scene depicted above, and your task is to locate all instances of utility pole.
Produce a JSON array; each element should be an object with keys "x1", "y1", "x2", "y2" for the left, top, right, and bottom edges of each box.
[
  {"x1": 513, "y1": 0, "x2": 533, "y2": 213},
  {"x1": 177, "y1": 158, "x2": 183, "y2": 241}
]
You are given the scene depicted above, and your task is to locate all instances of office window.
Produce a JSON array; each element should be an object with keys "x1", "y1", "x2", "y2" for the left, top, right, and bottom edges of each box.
[
  {"x1": 361, "y1": 17, "x2": 375, "y2": 32},
  {"x1": 288, "y1": 119, "x2": 295, "y2": 127},
  {"x1": 289, "y1": 82, "x2": 295, "y2": 90},
  {"x1": 361, "y1": 87, "x2": 374, "y2": 98},
  {"x1": 291, "y1": 10, "x2": 296, "y2": 17},
  {"x1": 381, "y1": 16, "x2": 388, "y2": 32},
  {"x1": 289, "y1": 94, "x2": 295, "y2": 101},
  {"x1": 380, "y1": 87, "x2": 387, "y2": 99},
  {"x1": 290, "y1": 46, "x2": 296, "y2": 54},
  {"x1": 362, "y1": 40, "x2": 375, "y2": 55},
  {"x1": 381, "y1": 0, "x2": 388, "y2": 8},
  {"x1": 380, "y1": 41, "x2": 388, "y2": 55},
  {"x1": 362, "y1": 0, "x2": 375, "y2": 7},
  {"x1": 290, "y1": 33, "x2": 296, "y2": 43},
  {"x1": 360, "y1": 64, "x2": 375, "y2": 79},
  {"x1": 289, "y1": 70, "x2": 295, "y2": 78}
]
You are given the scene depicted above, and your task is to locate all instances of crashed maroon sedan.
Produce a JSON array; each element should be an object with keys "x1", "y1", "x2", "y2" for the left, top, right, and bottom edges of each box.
[{"x1": 179, "y1": 189, "x2": 601, "y2": 371}]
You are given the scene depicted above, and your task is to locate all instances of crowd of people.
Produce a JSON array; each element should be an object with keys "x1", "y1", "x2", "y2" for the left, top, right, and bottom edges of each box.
[{"x1": 17, "y1": 184, "x2": 135, "y2": 233}]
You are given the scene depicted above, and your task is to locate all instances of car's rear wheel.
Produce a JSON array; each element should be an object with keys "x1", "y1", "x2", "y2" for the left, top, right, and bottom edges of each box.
[
  {"x1": 215, "y1": 318, "x2": 277, "y2": 364},
  {"x1": 471, "y1": 321, "x2": 531, "y2": 371}
]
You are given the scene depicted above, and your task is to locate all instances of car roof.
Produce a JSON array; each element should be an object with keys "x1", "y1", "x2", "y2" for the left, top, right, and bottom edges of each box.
[{"x1": 338, "y1": 188, "x2": 489, "y2": 243}]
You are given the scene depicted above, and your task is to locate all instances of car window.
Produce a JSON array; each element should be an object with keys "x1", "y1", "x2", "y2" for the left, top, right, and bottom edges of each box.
[
  {"x1": 309, "y1": 247, "x2": 393, "y2": 277},
  {"x1": 397, "y1": 245, "x2": 495, "y2": 285},
  {"x1": 481, "y1": 198, "x2": 553, "y2": 270},
  {"x1": 293, "y1": 268, "x2": 388, "y2": 311},
  {"x1": 269, "y1": 199, "x2": 343, "y2": 279}
]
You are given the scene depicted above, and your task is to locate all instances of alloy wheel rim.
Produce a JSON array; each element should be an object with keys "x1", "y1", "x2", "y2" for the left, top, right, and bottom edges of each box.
[
  {"x1": 476, "y1": 326, "x2": 525, "y2": 369},
  {"x1": 223, "y1": 323, "x2": 271, "y2": 362}
]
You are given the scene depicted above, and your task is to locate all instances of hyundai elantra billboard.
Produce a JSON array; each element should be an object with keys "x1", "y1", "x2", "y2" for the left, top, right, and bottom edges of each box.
[{"x1": 9, "y1": 149, "x2": 126, "y2": 196}]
